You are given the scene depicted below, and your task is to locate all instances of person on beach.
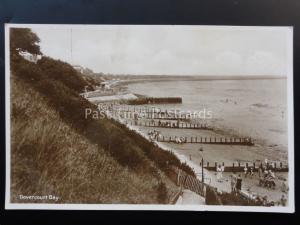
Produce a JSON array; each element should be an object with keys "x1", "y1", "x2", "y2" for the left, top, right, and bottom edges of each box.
[
  {"x1": 271, "y1": 162, "x2": 275, "y2": 169},
  {"x1": 281, "y1": 180, "x2": 288, "y2": 193},
  {"x1": 221, "y1": 164, "x2": 225, "y2": 173},
  {"x1": 269, "y1": 169, "x2": 275, "y2": 177},
  {"x1": 262, "y1": 195, "x2": 268, "y2": 206},
  {"x1": 259, "y1": 169, "x2": 268, "y2": 187},
  {"x1": 267, "y1": 169, "x2": 276, "y2": 189},
  {"x1": 230, "y1": 174, "x2": 237, "y2": 193},
  {"x1": 264, "y1": 158, "x2": 269, "y2": 169},
  {"x1": 157, "y1": 133, "x2": 162, "y2": 141},
  {"x1": 264, "y1": 169, "x2": 269, "y2": 178},
  {"x1": 220, "y1": 164, "x2": 225, "y2": 180},
  {"x1": 279, "y1": 195, "x2": 287, "y2": 206},
  {"x1": 216, "y1": 165, "x2": 222, "y2": 182},
  {"x1": 244, "y1": 166, "x2": 248, "y2": 178},
  {"x1": 255, "y1": 195, "x2": 263, "y2": 205},
  {"x1": 236, "y1": 174, "x2": 242, "y2": 192},
  {"x1": 250, "y1": 167, "x2": 254, "y2": 178},
  {"x1": 258, "y1": 165, "x2": 263, "y2": 178},
  {"x1": 180, "y1": 137, "x2": 184, "y2": 144}
]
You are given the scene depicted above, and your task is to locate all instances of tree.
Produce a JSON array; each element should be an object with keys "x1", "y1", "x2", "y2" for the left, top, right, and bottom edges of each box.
[{"x1": 10, "y1": 28, "x2": 41, "y2": 55}]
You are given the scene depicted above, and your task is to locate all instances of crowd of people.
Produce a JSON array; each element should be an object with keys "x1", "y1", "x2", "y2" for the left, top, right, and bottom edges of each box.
[
  {"x1": 258, "y1": 165, "x2": 277, "y2": 189},
  {"x1": 147, "y1": 130, "x2": 162, "y2": 141},
  {"x1": 243, "y1": 166, "x2": 254, "y2": 178},
  {"x1": 230, "y1": 173, "x2": 243, "y2": 193},
  {"x1": 223, "y1": 162, "x2": 288, "y2": 207},
  {"x1": 174, "y1": 136, "x2": 187, "y2": 144},
  {"x1": 158, "y1": 120, "x2": 179, "y2": 128}
]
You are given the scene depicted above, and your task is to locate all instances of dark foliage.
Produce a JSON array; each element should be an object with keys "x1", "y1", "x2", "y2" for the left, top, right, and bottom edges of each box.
[
  {"x1": 11, "y1": 55, "x2": 196, "y2": 179},
  {"x1": 157, "y1": 182, "x2": 168, "y2": 203},
  {"x1": 205, "y1": 186, "x2": 222, "y2": 205},
  {"x1": 126, "y1": 97, "x2": 182, "y2": 105},
  {"x1": 10, "y1": 28, "x2": 41, "y2": 55},
  {"x1": 38, "y1": 56, "x2": 90, "y2": 92},
  {"x1": 218, "y1": 192, "x2": 265, "y2": 206},
  {"x1": 10, "y1": 28, "x2": 195, "y2": 188}
]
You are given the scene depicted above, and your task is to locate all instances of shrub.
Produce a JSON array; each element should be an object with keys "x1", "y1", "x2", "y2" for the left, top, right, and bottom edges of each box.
[
  {"x1": 157, "y1": 182, "x2": 168, "y2": 204},
  {"x1": 10, "y1": 28, "x2": 183, "y2": 203},
  {"x1": 11, "y1": 52, "x2": 193, "y2": 204},
  {"x1": 11, "y1": 76, "x2": 173, "y2": 203}
]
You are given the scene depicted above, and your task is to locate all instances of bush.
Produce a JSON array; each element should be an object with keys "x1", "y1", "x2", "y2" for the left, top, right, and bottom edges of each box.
[
  {"x1": 11, "y1": 76, "x2": 169, "y2": 204},
  {"x1": 10, "y1": 28, "x2": 182, "y2": 204},
  {"x1": 157, "y1": 182, "x2": 168, "y2": 203},
  {"x1": 38, "y1": 57, "x2": 89, "y2": 92},
  {"x1": 218, "y1": 192, "x2": 263, "y2": 206},
  {"x1": 11, "y1": 54, "x2": 189, "y2": 203}
]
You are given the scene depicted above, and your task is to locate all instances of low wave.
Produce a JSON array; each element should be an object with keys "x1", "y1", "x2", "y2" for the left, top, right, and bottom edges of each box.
[{"x1": 252, "y1": 103, "x2": 269, "y2": 108}]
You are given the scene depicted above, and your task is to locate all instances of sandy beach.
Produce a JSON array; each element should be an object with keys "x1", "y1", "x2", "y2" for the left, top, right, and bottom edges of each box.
[
  {"x1": 113, "y1": 116, "x2": 289, "y2": 204},
  {"x1": 121, "y1": 116, "x2": 288, "y2": 165},
  {"x1": 86, "y1": 77, "x2": 289, "y2": 204},
  {"x1": 126, "y1": 79, "x2": 288, "y2": 154}
]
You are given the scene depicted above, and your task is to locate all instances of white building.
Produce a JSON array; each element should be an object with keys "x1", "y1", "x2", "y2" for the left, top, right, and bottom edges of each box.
[
  {"x1": 73, "y1": 65, "x2": 84, "y2": 73},
  {"x1": 18, "y1": 51, "x2": 42, "y2": 64}
]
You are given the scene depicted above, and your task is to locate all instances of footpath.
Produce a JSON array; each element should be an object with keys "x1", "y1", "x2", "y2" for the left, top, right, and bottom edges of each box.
[{"x1": 175, "y1": 189, "x2": 205, "y2": 205}]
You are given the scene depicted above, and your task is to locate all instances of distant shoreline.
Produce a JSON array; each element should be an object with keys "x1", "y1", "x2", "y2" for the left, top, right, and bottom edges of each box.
[{"x1": 115, "y1": 75, "x2": 286, "y2": 86}]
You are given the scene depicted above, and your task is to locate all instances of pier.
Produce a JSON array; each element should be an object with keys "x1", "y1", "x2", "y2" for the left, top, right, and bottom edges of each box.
[{"x1": 156, "y1": 136, "x2": 254, "y2": 146}]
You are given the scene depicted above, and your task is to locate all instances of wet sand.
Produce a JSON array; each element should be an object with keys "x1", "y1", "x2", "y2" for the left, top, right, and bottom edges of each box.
[
  {"x1": 109, "y1": 114, "x2": 289, "y2": 204},
  {"x1": 126, "y1": 79, "x2": 288, "y2": 158},
  {"x1": 106, "y1": 77, "x2": 289, "y2": 204},
  {"x1": 125, "y1": 118, "x2": 288, "y2": 165}
]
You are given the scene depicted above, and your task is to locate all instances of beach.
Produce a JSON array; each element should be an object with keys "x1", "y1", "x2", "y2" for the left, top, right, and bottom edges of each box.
[
  {"x1": 85, "y1": 77, "x2": 289, "y2": 203},
  {"x1": 117, "y1": 117, "x2": 288, "y2": 203},
  {"x1": 121, "y1": 78, "x2": 288, "y2": 203},
  {"x1": 125, "y1": 78, "x2": 288, "y2": 163}
]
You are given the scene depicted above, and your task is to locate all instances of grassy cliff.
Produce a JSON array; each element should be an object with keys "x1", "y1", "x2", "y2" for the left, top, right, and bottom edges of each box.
[{"x1": 10, "y1": 35, "x2": 195, "y2": 203}]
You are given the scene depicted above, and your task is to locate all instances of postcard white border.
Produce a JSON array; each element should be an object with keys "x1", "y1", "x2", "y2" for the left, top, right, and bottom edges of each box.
[{"x1": 4, "y1": 24, "x2": 295, "y2": 213}]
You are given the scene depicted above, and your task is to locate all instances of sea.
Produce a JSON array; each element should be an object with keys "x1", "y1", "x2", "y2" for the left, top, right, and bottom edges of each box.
[{"x1": 126, "y1": 78, "x2": 288, "y2": 153}]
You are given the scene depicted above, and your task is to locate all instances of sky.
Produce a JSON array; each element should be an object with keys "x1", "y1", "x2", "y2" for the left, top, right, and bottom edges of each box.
[{"x1": 30, "y1": 25, "x2": 291, "y2": 76}]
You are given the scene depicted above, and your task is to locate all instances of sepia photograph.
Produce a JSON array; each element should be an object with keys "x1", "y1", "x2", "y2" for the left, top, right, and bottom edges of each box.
[{"x1": 5, "y1": 24, "x2": 294, "y2": 212}]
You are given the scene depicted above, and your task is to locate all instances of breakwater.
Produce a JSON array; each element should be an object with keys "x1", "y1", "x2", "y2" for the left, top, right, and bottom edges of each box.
[
  {"x1": 202, "y1": 161, "x2": 288, "y2": 172},
  {"x1": 125, "y1": 97, "x2": 182, "y2": 105},
  {"x1": 157, "y1": 136, "x2": 254, "y2": 146},
  {"x1": 127, "y1": 120, "x2": 212, "y2": 130}
]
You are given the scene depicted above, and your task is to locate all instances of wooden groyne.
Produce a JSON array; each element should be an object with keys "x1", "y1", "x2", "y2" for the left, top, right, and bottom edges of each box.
[
  {"x1": 110, "y1": 111, "x2": 196, "y2": 121},
  {"x1": 109, "y1": 106, "x2": 181, "y2": 114},
  {"x1": 116, "y1": 113, "x2": 190, "y2": 121},
  {"x1": 125, "y1": 97, "x2": 182, "y2": 105},
  {"x1": 201, "y1": 161, "x2": 288, "y2": 172},
  {"x1": 157, "y1": 136, "x2": 254, "y2": 146},
  {"x1": 109, "y1": 106, "x2": 200, "y2": 120},
  {"x1": 127, "y1": 120, "x2": 213, "y2": 130}
]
